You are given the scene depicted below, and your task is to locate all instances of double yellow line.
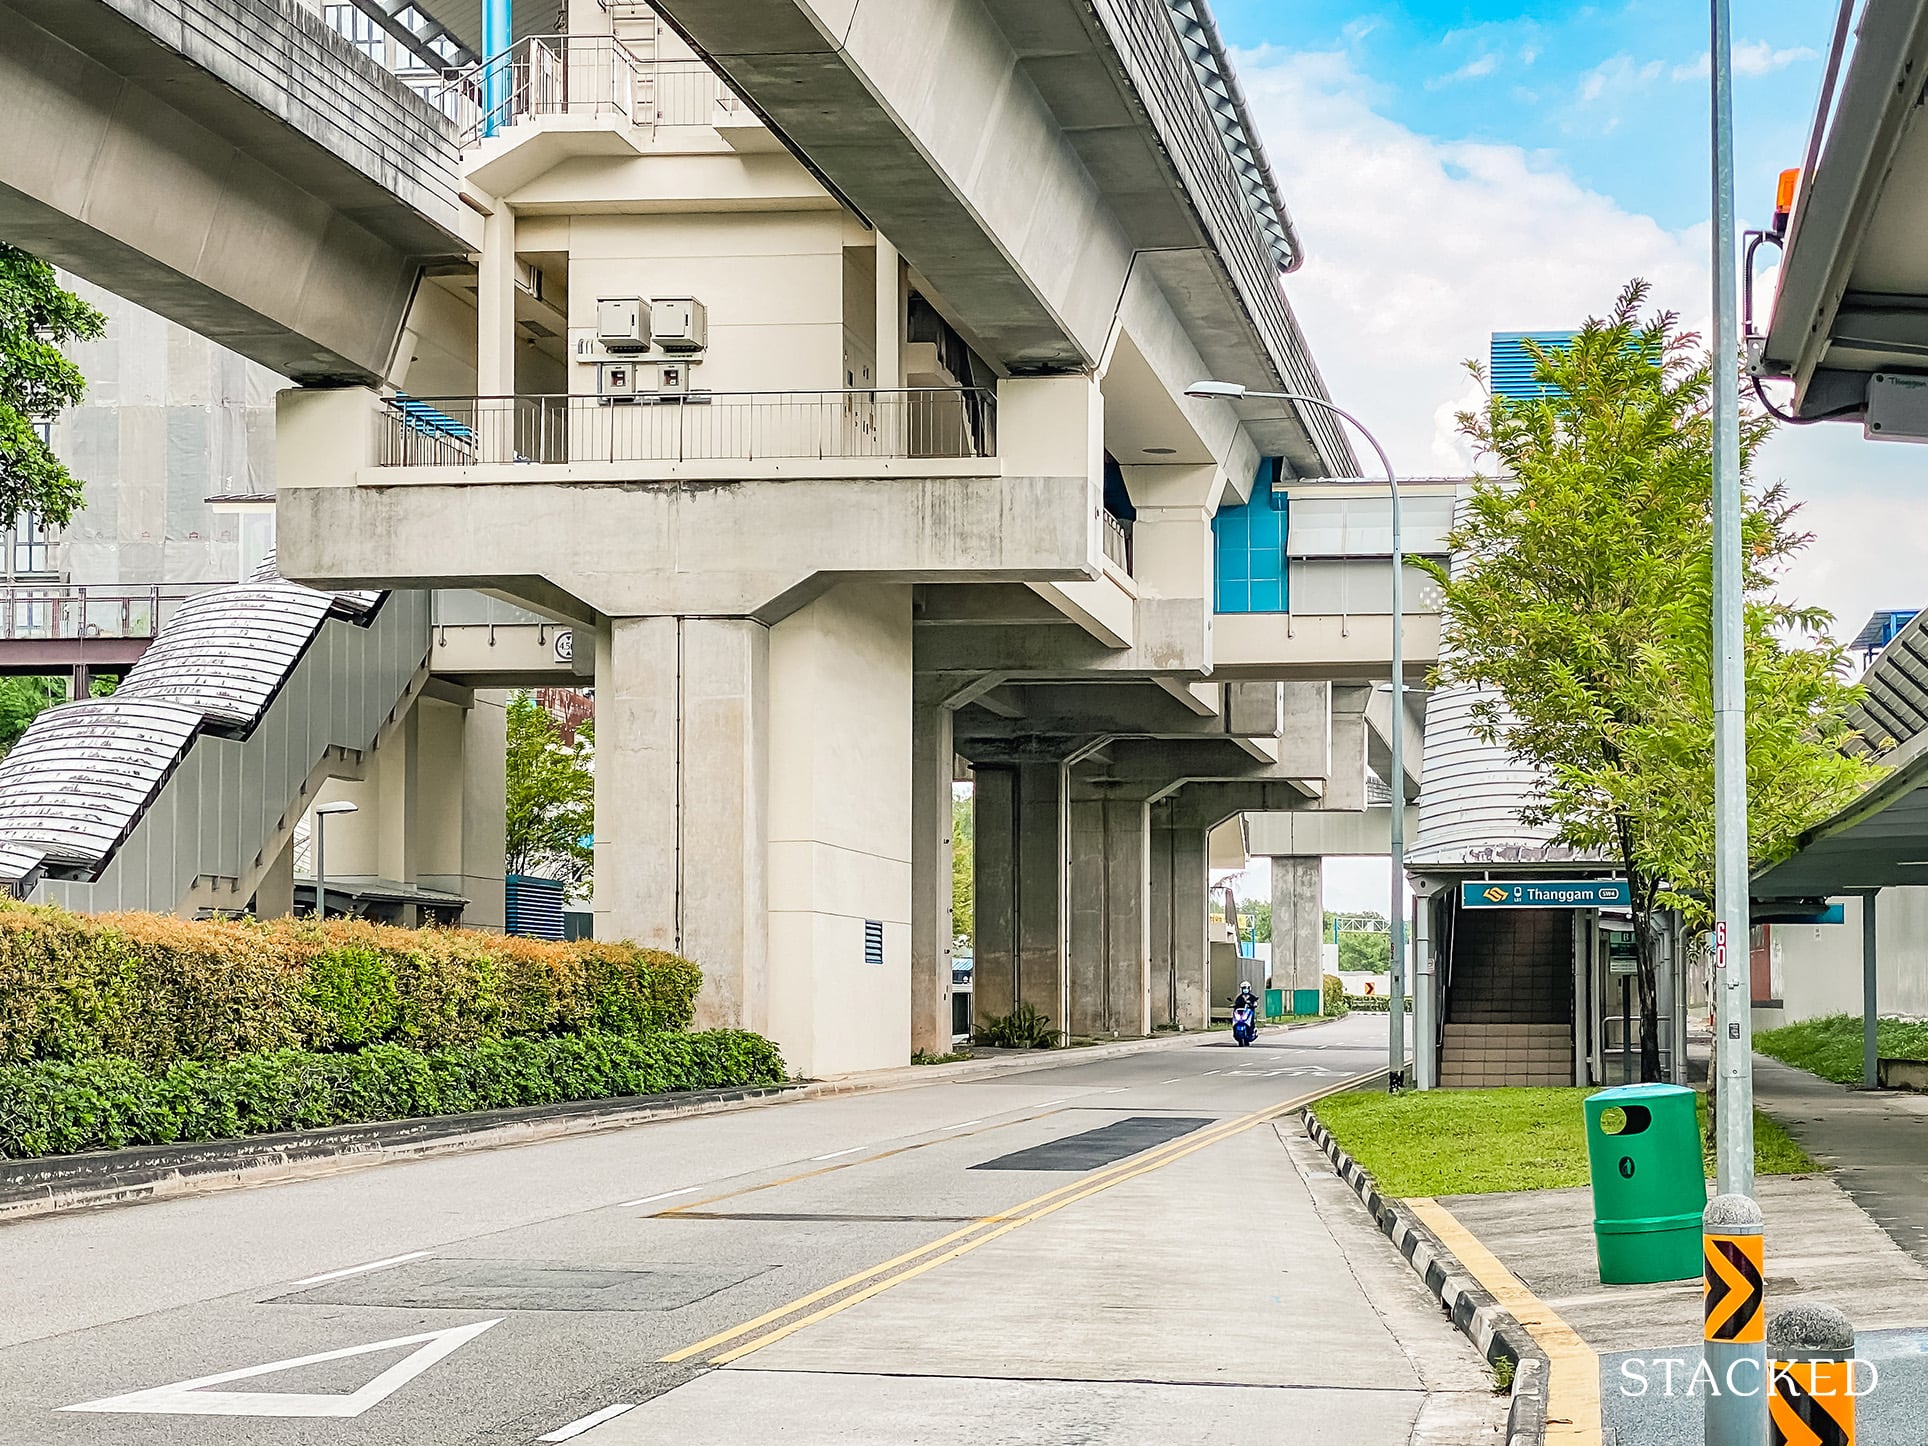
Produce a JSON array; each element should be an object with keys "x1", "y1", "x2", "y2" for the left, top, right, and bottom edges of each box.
[{"x1": 661, "y1": 1065, "x2": 1388, "y2": 1367}]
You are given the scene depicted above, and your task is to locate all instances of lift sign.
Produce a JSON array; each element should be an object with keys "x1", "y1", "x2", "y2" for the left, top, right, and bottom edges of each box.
[{"x1": 1459, "y1": 880, "x2": 1630, "y2": 909}]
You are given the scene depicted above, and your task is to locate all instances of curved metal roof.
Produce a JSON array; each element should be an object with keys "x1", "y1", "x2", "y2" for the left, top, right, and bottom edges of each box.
[
  {"x1": 0, "y1": 700, "x2": 204, "y2": 868},
  {"x1": 117, "y1": 584, "x2": 339, "y2": 729},
  {"x1": 1406, "y1": 686, "x2": 1606, "y2": 872}
]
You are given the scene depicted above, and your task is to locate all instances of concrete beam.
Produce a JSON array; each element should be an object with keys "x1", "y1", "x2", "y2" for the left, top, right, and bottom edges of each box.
[
  {"x1": 0, "y1": 0, "x2": 469, "y2": 382},
  {"x1": 1242, "y1": 804, "x2": 1419, "y2": 858},
  {"x1": 913, "y1": 598, "x2": 1208, "y2": 677},
  {"x1": 1365, "y1": 685, "x2": 1425, "y2": 802}
]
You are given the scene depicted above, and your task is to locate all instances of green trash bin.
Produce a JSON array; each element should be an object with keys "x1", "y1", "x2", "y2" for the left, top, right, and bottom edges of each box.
[{"x1": 1583, "y1": 1083, "x2": 1704, "y2": 1285}]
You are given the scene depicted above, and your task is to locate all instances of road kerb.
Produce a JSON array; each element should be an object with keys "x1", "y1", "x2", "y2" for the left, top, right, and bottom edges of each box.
[{"x1": 1302, "y1": 1110, "x2": 1560, "y2": 1446}]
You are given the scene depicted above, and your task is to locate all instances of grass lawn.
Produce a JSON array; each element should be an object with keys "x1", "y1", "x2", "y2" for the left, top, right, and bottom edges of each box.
[
  {"x1": 1754, "y1": 1014, "x2": 1928, "y2": 1085},
  {"x1": 1313, "y1": 1086, "x2": 1815, "y2": 1197}
]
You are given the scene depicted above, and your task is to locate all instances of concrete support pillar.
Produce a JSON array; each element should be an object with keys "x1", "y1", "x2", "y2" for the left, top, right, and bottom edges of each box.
[
  {"x1": 910, "y1": 696, "x2": 954, "y2": 1056},
  {"x1": 255, "y1": 834, "x2": 295, "y2": 919},
  {"x1": 1150, "y1": 808, "x2": 1210, "y2": 1030},
  {"x1": 1270, "y1": 855, "x2": 1323, "y2": 1010},
  {"x1": 765, "y1": 584, "x2": 913, "y2": 1076},
  {"x1": 1067, "y1": 791, "x2": 1152, "y2": 1038},
  {"x1": 477, "y1": 198, "x2": 516, "y2": 461},
  {"x1": 415, "y1": 690, "x2": 508, "y2": 930},
  {"x1": 971, "y1": 762, "x2": 1066, "y2": 1031},
  {"x1": 377, "y1": 702, "x2": 420, "y2": 923},
  {"x1": 875, "y1": 233, "x2": 902, "y2": 390},
  {"x1": 593, "y1": 615, "x2": 770, "y2": 1034},
  {"x1": 1414, "y1": 884, "x2": 1438, "y2": 1089}
]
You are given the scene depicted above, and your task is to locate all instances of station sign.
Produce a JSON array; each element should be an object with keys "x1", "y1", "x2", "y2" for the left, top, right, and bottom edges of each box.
[{"x1": 1459, "y1": 879, "x2": 1630, "y2": 910}]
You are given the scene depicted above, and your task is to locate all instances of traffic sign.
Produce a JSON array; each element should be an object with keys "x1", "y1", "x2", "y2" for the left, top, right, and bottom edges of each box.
[{"x1": 1459, "y1": 879, "x2": 1630, "y2": 909}]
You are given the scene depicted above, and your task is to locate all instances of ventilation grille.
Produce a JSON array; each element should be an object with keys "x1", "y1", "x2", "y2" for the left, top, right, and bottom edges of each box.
[
  {"x1": 864, "y1": 919, "x2": 884, "y2": 967},
  {"x1": 1490, "y1": 331, "x2": 1578, "y2": 401}
]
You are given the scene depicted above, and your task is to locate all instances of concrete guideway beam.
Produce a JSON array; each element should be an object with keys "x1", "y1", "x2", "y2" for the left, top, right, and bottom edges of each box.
[
  {"x1": 912, "y1": 598, "x2": 1210, "y2": 678},
  {"x1": 0, "y1": 0, "x2": 471, "y2": 382}
]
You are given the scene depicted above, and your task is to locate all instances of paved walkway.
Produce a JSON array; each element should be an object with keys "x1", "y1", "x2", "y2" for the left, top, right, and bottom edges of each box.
[{"x1": 1752, "y1": 1051, "x2": 1928, "y2": 1268}]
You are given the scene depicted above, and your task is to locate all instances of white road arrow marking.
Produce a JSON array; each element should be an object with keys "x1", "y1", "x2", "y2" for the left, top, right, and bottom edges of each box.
[{"x1": 61, "y1": 1319, "x2": 501, "y2": 1417}]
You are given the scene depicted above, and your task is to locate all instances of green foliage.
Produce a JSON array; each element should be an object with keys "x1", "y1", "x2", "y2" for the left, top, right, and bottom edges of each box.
[
  {"x1": 973, "y1": 1002, "x2": 1062, "y2": 1050},
  {"x1": 0, "y1": 906, "x2": 701, "y2": 1069},
  {"x1": 0, "y1": 245, "x2": 105, "y2": 529},
  {"x1": 1321, "y1": 973, "x2": 1349, "y2": 1018},
  {"x1": 911, "y1": 1048, "x2": 973, "y2": 1065},
  {"x1": 0, "y1": 1029, "x2": 787, "y2": 1158},
  {"x1": 0, "y1": 676, "x2": 65, "y2": 754},
  {"x1": 505, "y1": 691, "x2": 595, "y2": 886},
  {"x1": 1247, "y1": 901, "x2": 1272, "y2": 942},
  {"x1": 951, "y1": 789, "x2": 974, "y2": 945},
  {"x1": 1755, "y1": 1013, "x2": 1928, "y2": 1085},
  {"x1": 1492, "y1": 1356, "x2": 1516, "y2": 1394},
  {"x1": 1337, "y1": 930, "x2": 1390, "y2": 973},
  {"x1": 1312, "y1": 1086, "x2": 1812, "y2": 1197},
  {"x1": 1428, "y1": 280, "x2": 1876, "y2": 1079}
]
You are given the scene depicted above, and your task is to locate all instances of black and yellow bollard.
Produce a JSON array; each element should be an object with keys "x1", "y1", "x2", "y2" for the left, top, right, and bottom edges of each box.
[
  {"x1": 1702, "y1": 1194, "x2": 1765, "y2": 1446},
  {"x1": 1768, "y1": 1303, "x2": 1857, "y2": 1446}
]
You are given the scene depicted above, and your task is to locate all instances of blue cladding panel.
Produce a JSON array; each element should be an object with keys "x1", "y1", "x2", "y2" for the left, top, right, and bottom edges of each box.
[
  {"x1": 1490, "y1": 331, "x2": 1578, "y2": 400},
  {"x1": 1214, "y1": 461, "x2": 1289, "y2": 614},
  {"x1": 505, "y1": 873, "x2": 566, "y2": 940}
]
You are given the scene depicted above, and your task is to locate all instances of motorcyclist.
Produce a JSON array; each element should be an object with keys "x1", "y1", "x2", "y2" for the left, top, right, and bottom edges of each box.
[{"x1": 1233, "y1": 981, "x2": 1260, "y2": 1015}]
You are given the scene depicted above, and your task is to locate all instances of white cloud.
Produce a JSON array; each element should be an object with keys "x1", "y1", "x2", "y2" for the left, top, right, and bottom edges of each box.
[
  {"x1": 1672, "y1": 43, "x2": 1818, "y2": 82},
  {"x1": 1580, "y1": 53, "x2": 1663, "y2": 103},
  {"x1": 1235, "y1": 45, "x2": 1925, "y2": 636},
  {"x1": 1427, "y1": 52, "x2": 1500, "y2": 89}
]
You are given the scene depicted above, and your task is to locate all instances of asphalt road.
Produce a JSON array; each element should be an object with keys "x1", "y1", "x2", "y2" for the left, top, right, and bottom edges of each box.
[{"x1": 0, "y1": 1014, "x2": 1506, "y2": 1445}]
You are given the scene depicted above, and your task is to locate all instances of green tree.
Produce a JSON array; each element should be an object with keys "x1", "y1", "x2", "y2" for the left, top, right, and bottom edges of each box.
[
  {"x1": 1, "y1": 245, "x2": 105, "y2": 529},
  {"x1": 952, "y1": 789, "x2": 974, "y2": 946},
  {"x1": 1427, "y1": 281, "x2": 1874, "y2": 1079},
  {"x1": 0, "y1": 676, "x2": 64, "y2": 753},
  {"x1": 505, "y1": 691, "x2": 595, "y2": 885},
  {"x1": 1325, "y1": 911, "x2": 1390, "y2": 972}
]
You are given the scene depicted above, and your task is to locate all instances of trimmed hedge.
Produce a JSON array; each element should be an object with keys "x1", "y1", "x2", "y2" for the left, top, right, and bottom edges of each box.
[
  {"x1": 0, "y1": 1029, "x2": 787, "y2": 1158},
  {"x1": 0, "y1": 907, "x2": 701, "y2": 1068}
]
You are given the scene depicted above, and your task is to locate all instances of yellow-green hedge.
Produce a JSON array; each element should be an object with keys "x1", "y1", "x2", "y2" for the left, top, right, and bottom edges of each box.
[{"x1": 0, "y1": 906, "x2": 701, "y2": 1068}]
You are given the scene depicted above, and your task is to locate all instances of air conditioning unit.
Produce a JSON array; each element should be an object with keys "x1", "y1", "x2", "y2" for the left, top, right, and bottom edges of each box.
[
  {"x1": 597, "y1": 297, "x2": 649, "y2": 354},
  {"x1": 650, "y1": 296, "x2": 708, "y2": 353},
  {"x1": 599, "y1": 361, "x2": 638, "y2": 403}
]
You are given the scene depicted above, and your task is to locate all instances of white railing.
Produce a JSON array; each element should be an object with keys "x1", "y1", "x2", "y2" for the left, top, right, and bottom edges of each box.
[
  {"x1": 420, "y1": 41, "x2": 740, "y2": 143},
  {"x1": 377, "y1": 390, "x2": 999, "y2": 467},
  {"x1": 1101, "y1": 512, "x2": 1132, "y2": 575}
]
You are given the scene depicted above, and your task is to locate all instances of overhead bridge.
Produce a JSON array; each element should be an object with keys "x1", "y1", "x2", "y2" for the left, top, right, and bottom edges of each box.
[{"x1": 0, "y1": 0, "x2": 474, "y2": 381}]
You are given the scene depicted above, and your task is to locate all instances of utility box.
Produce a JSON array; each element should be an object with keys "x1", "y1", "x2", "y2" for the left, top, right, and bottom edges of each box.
[
  {"x1": 1583, "y1": 1083, "x2": 1704, "y2": 1284},
  {"x1": 650, "y1": 296, "x2": 708, "y2": 353},
  {"x1": 598, "y1": 361, "x2": 638, "y2": 401},
  {"x1": 596, "y1": 297, "x2": 649, "y2": 354}
]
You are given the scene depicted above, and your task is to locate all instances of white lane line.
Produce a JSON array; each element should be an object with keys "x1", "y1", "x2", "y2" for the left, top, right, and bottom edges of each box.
[
  {"x1": 811, "y1": 1146, "x2": 865, "y2": 1161},
  {"x1": 948, "y1": 1119, "x2": 984, "y2": 1130},
  {"x1": 1032, "y1": 1098, "x2": 1070, "y2": 1108},
  {"x1": 1159, "y1": 1076, "x2": 1184, "y2": 1083},
  {"x1": 290, "y1": 1251, "x2": 432, "y2": 1287},
  {"x1": 1200, "y1": 1070, "x2": 1222, "y2": 1077},
  {"x1": 618, "y1": 1187, "x2": 699, "y2": 1208},
  {"x1": 538, "y1": 1403, "x2": 637, "y2": 1441}
]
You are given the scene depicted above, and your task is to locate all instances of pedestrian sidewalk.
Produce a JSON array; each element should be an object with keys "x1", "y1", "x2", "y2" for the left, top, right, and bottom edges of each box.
[{"x1": 1751, "y1": 1050, "x2": 1928, "y2": 1269}]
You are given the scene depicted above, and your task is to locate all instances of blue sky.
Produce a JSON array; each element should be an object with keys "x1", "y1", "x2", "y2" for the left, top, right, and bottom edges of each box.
[{"x1": 1215, "y1": 2, "x2": 1828, "y2": 235}]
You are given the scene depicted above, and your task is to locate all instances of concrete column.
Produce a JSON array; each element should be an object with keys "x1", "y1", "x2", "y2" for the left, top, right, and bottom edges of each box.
[
  {"x1": 416, "y1": 690, "x2": 508, "y2": 930},
  {"x1": 254, "y1": 835, "x2": 295, "y2": 919},
  {"x1": 477, "y1": 198, "x2": 516, "y2": 461},
  {"x1": 969, "y1": 761, "x2": 1066, "y2": 1031},
  {"x1": 1067, "y1": 791, "x2": 1152, "y2": 1038},
  {"x1": 1150, "y1": 808, "x2": 1210, "y2": 1030},
  {"x1": 765, "y1": 584, "x2": 912, "y2": 1076},
  {"x1": 376, "y1": 702, "x2": 421, "y2": 920},
  {"x1": 1270, "y1": 855, "x2": 1323, "y2": 1010},
  {"x1": 875, "y1": 233, "x2": 902, "y2": 390},
  {"x1": 973, "y1": 765, "x2": 1018, "y2": 1021},
  {"x1": 1414, "y1": 884, "x2": 1438, "y2": 1089},
  {"x1": 910, "y1": 696, "x2": 954, "y2": 1056},
  {"x1": 593, "y1": 615, "x2": 769, "y2": 1036}
]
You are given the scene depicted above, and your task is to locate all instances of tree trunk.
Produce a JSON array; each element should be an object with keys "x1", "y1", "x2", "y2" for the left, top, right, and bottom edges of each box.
[{"x1": 1614, "y1": 819, "x2": 1664, "y2": 1082}]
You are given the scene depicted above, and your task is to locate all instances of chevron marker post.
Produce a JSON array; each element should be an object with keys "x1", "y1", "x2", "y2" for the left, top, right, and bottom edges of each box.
[
  {"x1": 1768, "y1": 1304, "x2": 1858, "y2": 1446},
  {"x1": 1703, "y1": 1193, "x2": 1766, "y2": 1446}
]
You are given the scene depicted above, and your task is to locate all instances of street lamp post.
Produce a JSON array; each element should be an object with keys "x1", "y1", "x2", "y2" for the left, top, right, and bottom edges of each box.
[
  {"x1": 1187, "y1": 381, "x2": 1411, "y2": 1090},
  {"x1": 313, "y1": 800, "x2": 359, "y2": 919}
]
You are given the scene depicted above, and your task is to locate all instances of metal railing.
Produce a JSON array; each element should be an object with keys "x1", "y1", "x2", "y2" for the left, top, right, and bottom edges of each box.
[
  {"x1": 0, "y1": 585, "x2": 228, "y2": 642},
  {"x1": 1101, "y1": 511, "x2": 1133, "y2": 575},
  {"x1": 422, "y1": 42, "x2": 740, "y2": 142},
  {"x1": 377, "y1": 390, "x2": 999, "y2": 466}
]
